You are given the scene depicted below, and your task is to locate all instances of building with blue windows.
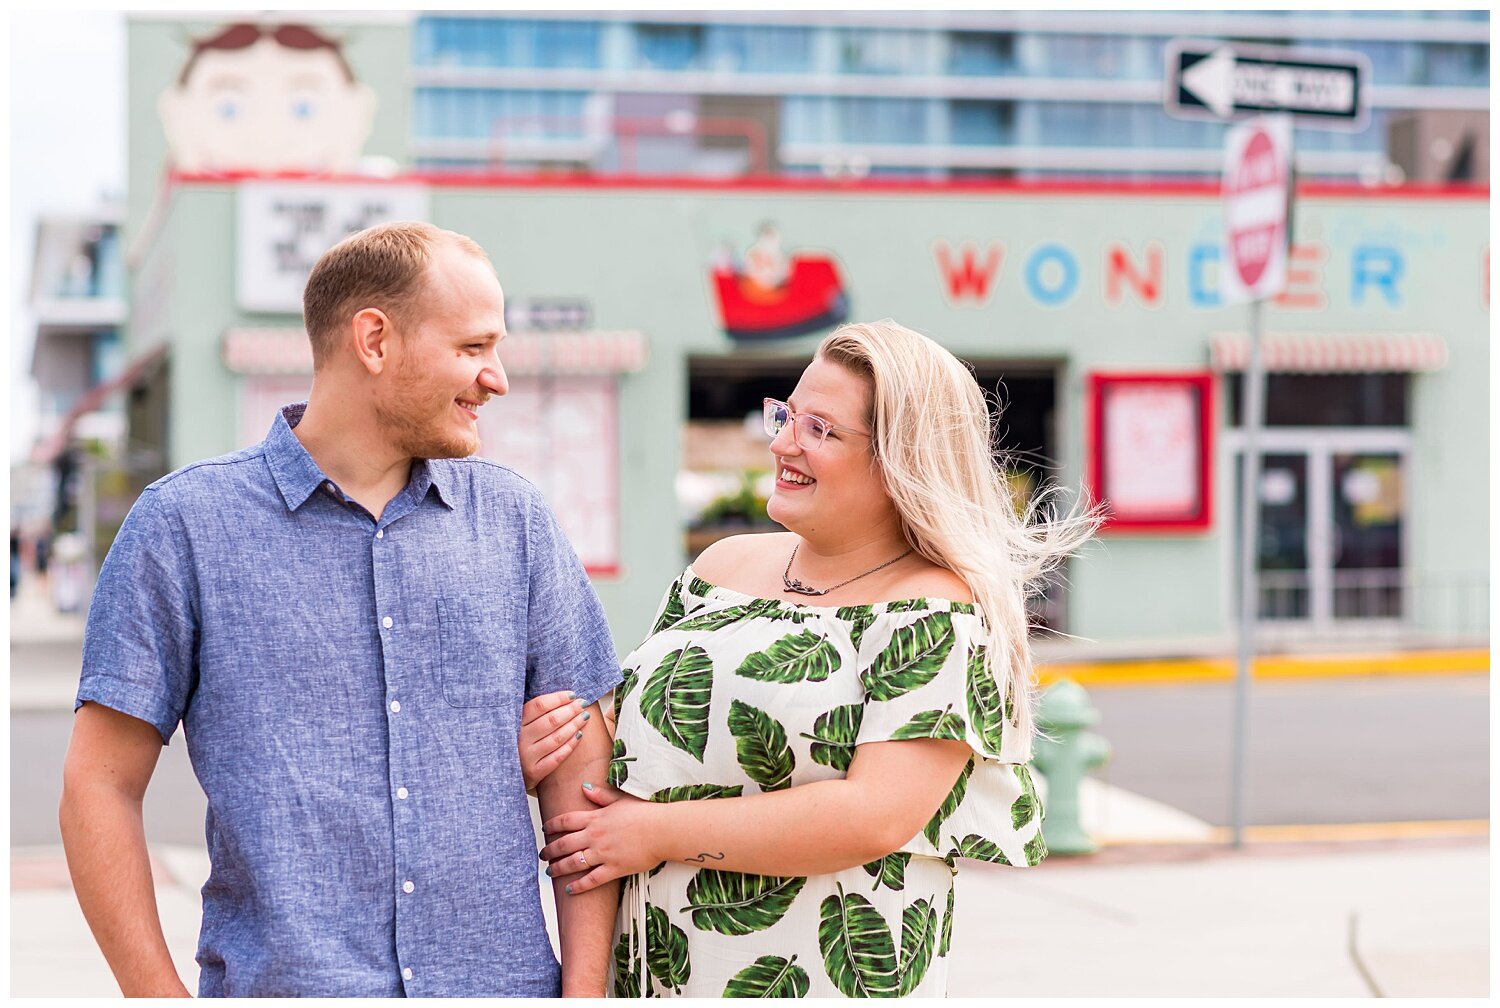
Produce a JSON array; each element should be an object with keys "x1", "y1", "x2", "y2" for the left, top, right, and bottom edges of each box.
[
  {"x1": 107, "y1": 13, "x2": 1487, "y2": 660},
  {"x1": 409, "y1": 11, "x2": 1488, "y2": 181}
]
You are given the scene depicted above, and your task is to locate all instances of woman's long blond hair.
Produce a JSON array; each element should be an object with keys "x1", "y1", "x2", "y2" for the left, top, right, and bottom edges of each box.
[{"x1": 818, "y1": 320, "x2": 1100, "y2": 748}]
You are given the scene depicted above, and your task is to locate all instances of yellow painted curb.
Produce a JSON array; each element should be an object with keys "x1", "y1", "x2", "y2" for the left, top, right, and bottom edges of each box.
[{"x1": 1038, "y1": 648, "x2": 1490, "y2": 687}]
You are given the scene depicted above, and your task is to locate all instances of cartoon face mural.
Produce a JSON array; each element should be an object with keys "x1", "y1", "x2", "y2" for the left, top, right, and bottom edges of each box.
[
  {"x1": 709, "y1": 223, "x2": 850, "y2": 343},
  {"x1": 158, "y1": 23, "x2": 376, "y2": 174}
]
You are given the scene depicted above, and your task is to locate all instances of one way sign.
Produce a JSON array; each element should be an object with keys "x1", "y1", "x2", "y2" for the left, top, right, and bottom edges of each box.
[{"x1": 1165, "y1": 40, "x2": 1368, "y2": 130}]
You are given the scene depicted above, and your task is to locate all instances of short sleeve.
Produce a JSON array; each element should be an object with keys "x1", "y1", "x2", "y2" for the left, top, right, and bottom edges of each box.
[
  {"x1": 76, "y1": 489, "x2": 199, "y2": 745},
  {"x1": 854, "y1": 603, "x2": 1047, "y2": 868},
  {"x1": 523, "y1": 496, "x2": 623, "y2": 706}
]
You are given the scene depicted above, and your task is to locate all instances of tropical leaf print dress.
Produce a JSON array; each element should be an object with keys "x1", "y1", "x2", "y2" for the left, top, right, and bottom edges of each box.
[{"x1": 606, "y1": 568, "x2": 1046, "y2": 998}]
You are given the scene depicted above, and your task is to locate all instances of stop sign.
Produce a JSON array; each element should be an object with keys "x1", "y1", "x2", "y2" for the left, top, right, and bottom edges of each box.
[{"x1": 1222, "y1": 115, "x2": 1292, "y2": 303}]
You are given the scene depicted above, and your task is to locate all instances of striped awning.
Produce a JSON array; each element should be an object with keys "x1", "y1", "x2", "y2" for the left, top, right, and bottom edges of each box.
[
  {"x1": 1209, "y1": 331, "x2": 1449, "y2": 373},
  {"x1": 222, "y1": 328, "x2": 649, "y2": 377}
]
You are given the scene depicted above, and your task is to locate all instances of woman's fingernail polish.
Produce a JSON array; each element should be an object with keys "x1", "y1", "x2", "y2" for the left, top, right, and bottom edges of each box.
[
  {"x1": 565, "y1": 884, "x2": 573, "y2": 894},
  {"x1": 568, "y1": 692, "x2": 578, "y2": 699},
  {"x1": 575, "y1": 731, "x2": 583, "y2": 740},
  {"x1": 583, "y1": 711, "x2": 591, "y2": 721},
  {"x1": 583, "y1": 781, "x2": 594, "y2": 791}
]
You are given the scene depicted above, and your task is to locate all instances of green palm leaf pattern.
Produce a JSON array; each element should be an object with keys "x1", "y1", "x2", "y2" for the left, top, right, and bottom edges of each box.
[
  {"x1": 652, "y1": 580, "x2": 687, "y2": 633},
  {"x1": 1011, "y1": 768, "x2": 1040, "y2": 830},
  {"x1": 640, "y1": 646, "x2": 714, "y2": 761},
  {"x1": 801, "y1": 703, "x2": 864, "y2": 773},
  {"x1": 965, "y1": 644, "x2": 1008, "y2": 753},
  {"x1": 612, "y1": 916, "x2": 641, "y2": 998},
  {"x1": 817, "y1": 884, "x2": 900, "y2": 998},
  {"x1": 939, "y1": 884, "x2": 955, "y2": 958},
  {"x1": 836, "y1": 606, "x2": 877, "y2": 652},
  {"x1": 673, "y1": 599, "x2": 778, "y2": 633},
  {"x1": 650, "y1": 783, "x2": 744, "y2": 803},
  {"x1": 1017, "y1": 764, "x2": 1043, "y2": 810},
  {"x1": 889, "y1": 705, "x2": 967, "y2": 741},
  {"x1": 683, "y1": 869, "x2": 806, "y2": 936},
  {"x1": 686, "y1": 574, "x2": 716, "y2": 598},
  {"x1": 861, "y1": 851, "x2": 910, "y2": 892},
  {"x1": 898, "y1": 897, "x2": 938, "y2": 996},
  {"x1": 728, "y1": 699, "x2": 796, "y2": 791},
  {"x1": 861, "y1": 612, "x2": 956, "y2": 702},
  {"x1": 607, "y1": 736, "x2": 634, "y2": 787},
  {"x1": 1024, "y1": 832, "x2": 1048, "y2": 866},
  {"x1": 646, "y1": 904, "x2": 691, "y2": 993},
  {"x1": 921, "y1": 756, "x2": 974, "y2": 847},
  {"x1": 884, "y1": 598, "x2": 928, "y2": 614},
  {"x1": 949, "y1": 833, "x2": 1012, "y2": 865},
  {"x1": 722, "y1": 955, "x2": 811, "y2": 998},
  {"x1": 735, "y1": 629, "x2": 839, "y2": 684},
  {"x1": 613, "y1": 664, "x2": 640, "y2": 725}
]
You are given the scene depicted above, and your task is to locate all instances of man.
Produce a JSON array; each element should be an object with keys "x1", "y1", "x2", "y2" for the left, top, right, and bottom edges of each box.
[{"x1": 59, "y1": 222, "x2": 621, "y2": 997}]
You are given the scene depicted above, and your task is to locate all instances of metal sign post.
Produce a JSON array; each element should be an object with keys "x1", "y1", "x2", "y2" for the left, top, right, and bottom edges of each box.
[
  {"x1": 1231, "y1": 299, "x2": 1265, "y2": 849},
  {"x1": 1165, "y1": 35, "x2": 1359, "y2": 847},
  {"x1": 1220, "y1": 115, "x2": 1294, "y2": 848}
]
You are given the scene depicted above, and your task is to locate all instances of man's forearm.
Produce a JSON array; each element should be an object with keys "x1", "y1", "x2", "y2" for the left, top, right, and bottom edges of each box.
[
  {"x1": 60, "y1": 785, "x2": 190, "y2": 997},
  {"x1": 537, "y1": 704, "x2": 618, "y2": 996}
]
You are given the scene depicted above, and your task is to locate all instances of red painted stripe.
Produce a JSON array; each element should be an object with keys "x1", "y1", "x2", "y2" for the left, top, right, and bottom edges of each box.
[{"x1": 166, "y1": 169, "x2": 1488, "y2": 201}]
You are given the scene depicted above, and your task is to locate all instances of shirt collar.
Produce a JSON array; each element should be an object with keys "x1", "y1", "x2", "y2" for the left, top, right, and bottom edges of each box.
[{"x1": 264, "y1": 403, "x2": 456, "y2": 513}]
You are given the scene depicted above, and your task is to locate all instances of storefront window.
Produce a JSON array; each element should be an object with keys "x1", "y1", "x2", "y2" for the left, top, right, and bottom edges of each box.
[{"x1": 1227, "y1": 373, "x2": 1408, "y2": 427}]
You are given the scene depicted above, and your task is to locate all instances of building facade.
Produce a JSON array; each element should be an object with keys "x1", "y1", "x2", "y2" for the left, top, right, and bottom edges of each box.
[
  {"x1": 408, "y1": 11, "x2": 1488, "y2": 182},
  {"x1": 117, "y1": 14, "x2": 1488, "y2": 657}
]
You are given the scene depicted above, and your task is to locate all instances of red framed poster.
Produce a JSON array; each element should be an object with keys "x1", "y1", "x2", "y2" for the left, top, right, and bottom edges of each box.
[{"x1": 1087, "y1": 371, "x2": 1215, "y2": 533}]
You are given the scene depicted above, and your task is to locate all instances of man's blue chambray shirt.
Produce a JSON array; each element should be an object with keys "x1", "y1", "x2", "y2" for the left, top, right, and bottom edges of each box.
[{"x1": 76, "y1": 403, "x2": 622, "y2": 997}]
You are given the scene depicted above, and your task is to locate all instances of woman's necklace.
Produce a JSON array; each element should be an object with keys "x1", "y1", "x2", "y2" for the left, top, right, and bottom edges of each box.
[{"x1": 781, "y1": 543, "x2": 914, "y2": 597}]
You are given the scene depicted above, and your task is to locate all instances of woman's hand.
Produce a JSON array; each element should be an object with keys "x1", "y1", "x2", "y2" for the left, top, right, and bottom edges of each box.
[
  {"x1": 541, "y1": 783, "x2": 660, "y2": 895},
  {"x1": 519, "y1": 691, "x2": 591, "y2": 792}
]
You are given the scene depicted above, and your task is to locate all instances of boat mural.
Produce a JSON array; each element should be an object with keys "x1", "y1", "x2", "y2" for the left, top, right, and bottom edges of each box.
[{"x1": 709, "y1": 223, "x2": 850, "y2": 342}]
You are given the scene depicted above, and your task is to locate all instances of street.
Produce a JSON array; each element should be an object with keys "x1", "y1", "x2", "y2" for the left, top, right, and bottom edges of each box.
[{"x1": 1086, "y1": 675, "x2": 1489, "y2": 826}]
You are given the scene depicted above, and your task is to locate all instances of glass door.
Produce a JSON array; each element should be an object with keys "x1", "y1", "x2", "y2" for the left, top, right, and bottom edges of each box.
[
  {"x1": 1228, "y1": 431, "x2": 1410, "y2": 635},
  {"x1": 1330, "y1": 451, "x2": 1405, "y2": 620},
  {"x1": 1253, "y1": 453, "x2": 1311, "y2": 621}
]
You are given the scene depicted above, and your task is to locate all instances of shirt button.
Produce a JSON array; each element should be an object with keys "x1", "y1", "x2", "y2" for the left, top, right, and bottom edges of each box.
[
  {"x1": 403, "y1": 880, "x2": 415, "y2": 894},
  {"x1": 376, "y1": 529, "x2": 384, "y2": 539},
  {"x1": 390, "y1": 700, "x2": 401, "y2": 713},
  {"x1": 382, "y1": 616, "x2": 393, "y2": 629},
  {"x1": 402, "y1": 968, "x2": 413, "y2": 981},
  {"x1": 396, "y1": 787, "x2": 409, "y2": 800}
]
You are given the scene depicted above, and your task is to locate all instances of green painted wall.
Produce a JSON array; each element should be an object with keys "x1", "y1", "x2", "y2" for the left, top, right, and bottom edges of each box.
[
  {"x1": 144, "y1": 182, "x2": 1487, "y2": 652},
  {"x1": 126, "y1": 15, "x2": 411, "y2": 244}
]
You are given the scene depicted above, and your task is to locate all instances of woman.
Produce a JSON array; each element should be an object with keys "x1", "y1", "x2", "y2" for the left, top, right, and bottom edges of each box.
[{"x1": 523, "y1": 320, "x2": 1095, "y2": 997}]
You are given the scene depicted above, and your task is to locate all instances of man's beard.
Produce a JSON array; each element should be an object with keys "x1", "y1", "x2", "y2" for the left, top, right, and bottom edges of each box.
[{"x1": 375, "y1": 363, "x2": 480, "y2": 460}]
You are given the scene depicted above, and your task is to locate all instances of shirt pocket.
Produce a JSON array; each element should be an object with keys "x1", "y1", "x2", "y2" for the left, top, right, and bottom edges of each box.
[{"x1": 436, "y1": 596, "x2": 525, "y2": 708}]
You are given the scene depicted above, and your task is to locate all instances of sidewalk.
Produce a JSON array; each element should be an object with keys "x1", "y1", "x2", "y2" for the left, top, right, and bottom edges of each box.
[{"x1": 11, "y1": 793, "x2": 1487, "y2": 997}]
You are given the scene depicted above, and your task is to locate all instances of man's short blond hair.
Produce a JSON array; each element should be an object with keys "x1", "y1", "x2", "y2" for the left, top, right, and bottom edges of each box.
[{"x1": 302, "y1": 221, "x2": 490, "y2": 366}]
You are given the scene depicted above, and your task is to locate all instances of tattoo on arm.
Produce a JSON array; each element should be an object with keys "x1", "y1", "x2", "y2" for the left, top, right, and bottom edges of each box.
[{"x1": 685, "y1": 851, "x2": 726, "y2": 863}]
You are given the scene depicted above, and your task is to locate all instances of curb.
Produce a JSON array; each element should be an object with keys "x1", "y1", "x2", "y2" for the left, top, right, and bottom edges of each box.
[{"x1": 1039, "y1": 647, "x2": 1490, "y2": 687}]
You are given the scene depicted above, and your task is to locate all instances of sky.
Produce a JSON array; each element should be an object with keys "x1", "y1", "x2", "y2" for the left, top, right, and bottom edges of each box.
[{"x1": 8, "y1": 11, "x2": 127, "y2": 462}]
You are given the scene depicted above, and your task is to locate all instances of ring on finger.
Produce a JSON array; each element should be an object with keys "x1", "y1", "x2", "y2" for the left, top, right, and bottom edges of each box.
[{"x1": 578, "y1": 851, "x2": 589, "y2": 869}]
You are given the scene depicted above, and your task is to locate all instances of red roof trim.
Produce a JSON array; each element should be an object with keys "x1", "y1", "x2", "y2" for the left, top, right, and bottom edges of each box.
[{"x1": 166, "y1": 169, "x2": 1489, "y2": 201}]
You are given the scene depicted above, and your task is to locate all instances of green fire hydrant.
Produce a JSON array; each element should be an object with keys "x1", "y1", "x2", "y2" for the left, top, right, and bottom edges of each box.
[{"x1": 1032, "y1": 679, "x2": 1111, "y2": 856}]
